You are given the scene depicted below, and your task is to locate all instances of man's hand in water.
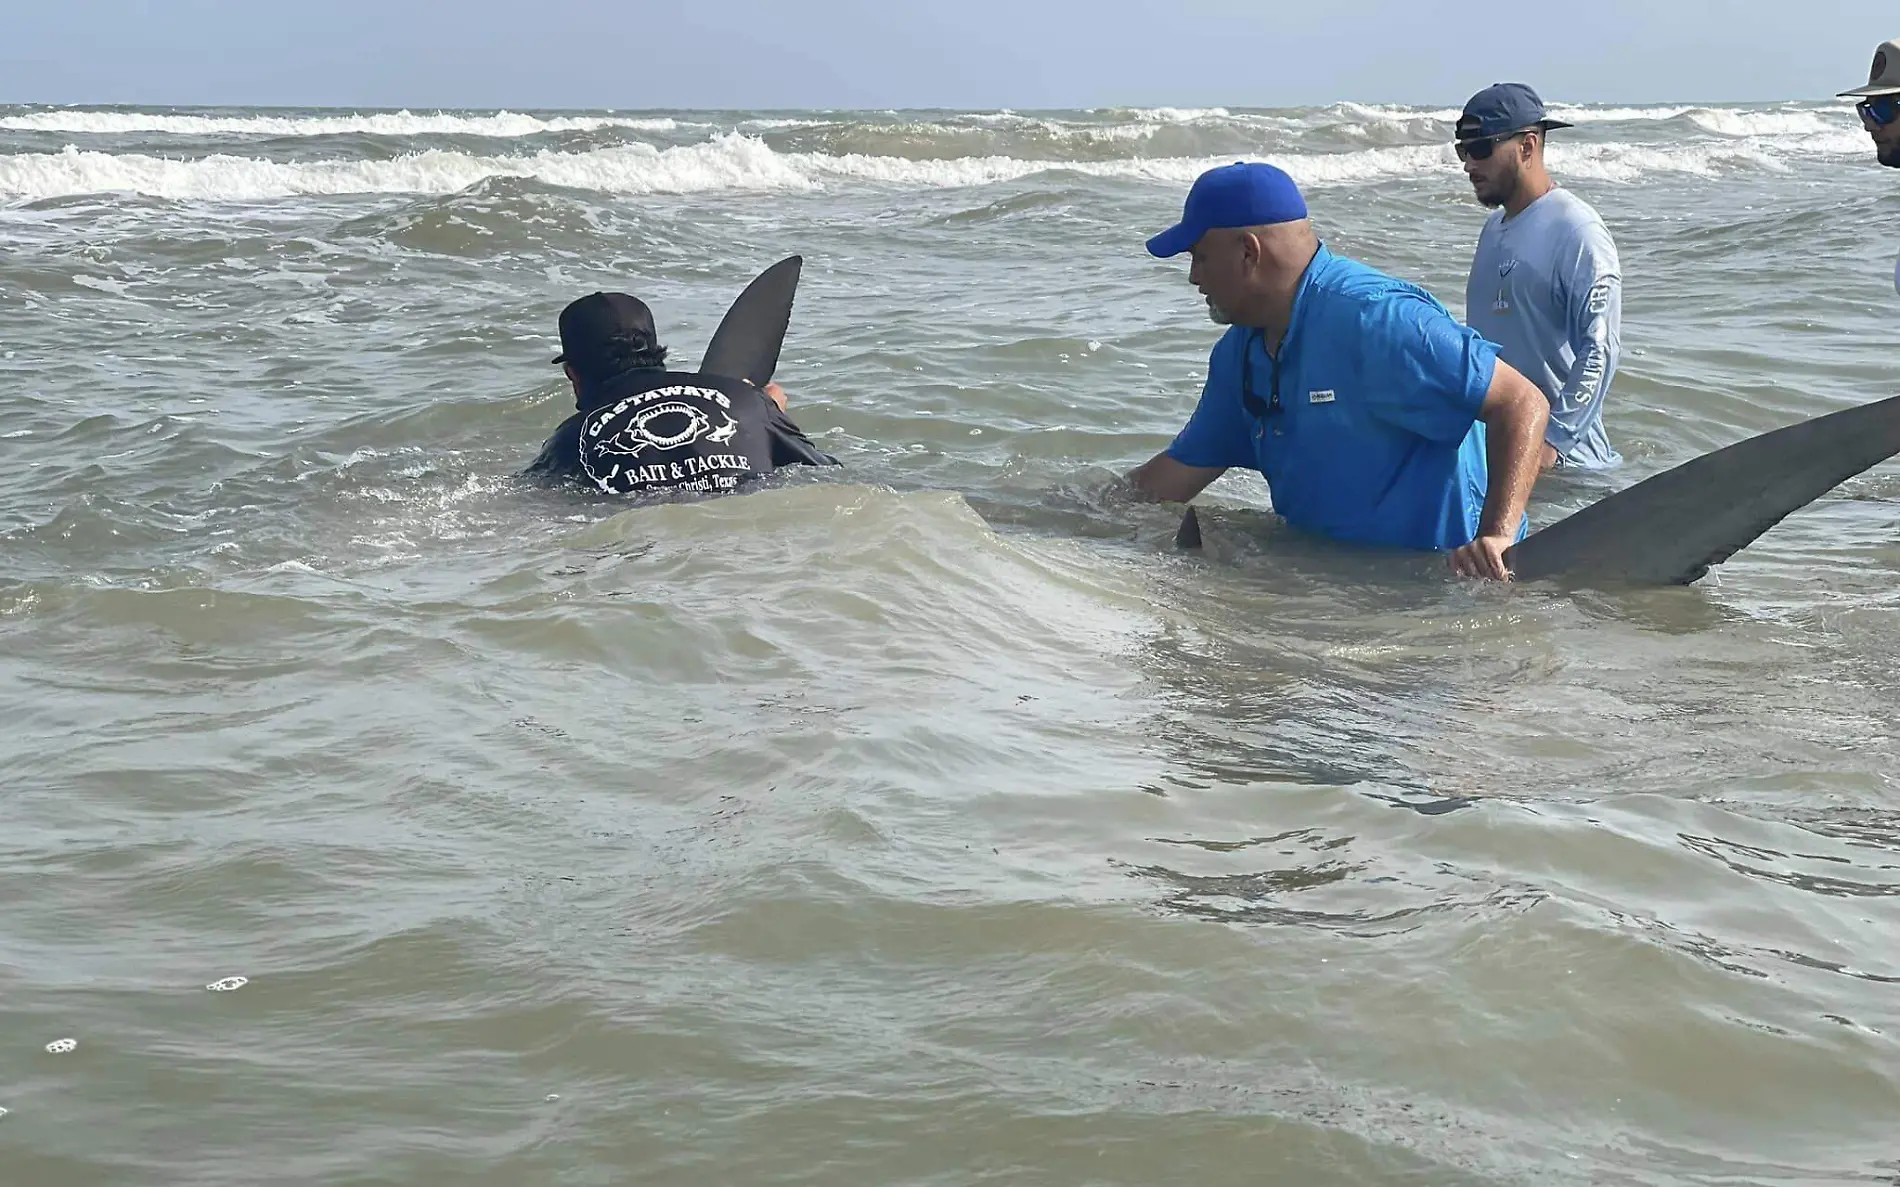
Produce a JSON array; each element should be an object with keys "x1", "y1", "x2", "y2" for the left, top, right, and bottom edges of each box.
[
  {"x1": 1451, "y1": 361, "x2": 1545, "y2": 582},
  {"x1": 745, "y1": 378, "x2": 789, "y2": 412},
  {"x1": 1450, "y1": 532, "x2": 1514, "y2": 582}
]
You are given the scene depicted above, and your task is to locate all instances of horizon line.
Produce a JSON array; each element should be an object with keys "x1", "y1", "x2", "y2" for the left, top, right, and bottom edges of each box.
[{"x1": 0, "y1": 94, "x2": 1862, "y2": 115}]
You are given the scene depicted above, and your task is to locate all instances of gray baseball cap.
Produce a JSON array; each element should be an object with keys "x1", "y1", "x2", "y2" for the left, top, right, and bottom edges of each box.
[{"x1": 1839, "y1": 38, "x2": 1900, "y2": 97}]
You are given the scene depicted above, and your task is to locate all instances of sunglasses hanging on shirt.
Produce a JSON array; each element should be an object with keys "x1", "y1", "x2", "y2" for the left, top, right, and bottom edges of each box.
[{"x1": 1240, "y1": 329, "x2": 1282, "y2": 422}]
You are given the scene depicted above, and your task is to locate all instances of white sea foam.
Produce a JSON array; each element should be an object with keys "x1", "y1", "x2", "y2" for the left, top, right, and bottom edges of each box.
[
  {"x1": 0, "y1": 125, "x2": 1871, "y2": 204},
  {"x1": 1, "y1": 103, "x2": 1862, "y2": 157},
  {"x1": 739, "y1": 117, "x2": 837, "y2": 131},
  {"x1": 1329, "y1": 101, "x2": 1858, "y2": 136},
  {"x1": 1122, "y1": 107, "x2": 1233, "y2": 123},
  {"x1": 1683, "y1": 108, "x2": 1843, "y2": 137},
  {"x1": 1547, "y1": 105, "x2": 1698, "y2": 124},
  {"x1": 1328, "y1": 102, "x2": 1465, "y2": 124},
  {"x1": 0, "y1": 110, "x2": 684, "y2": 138}
]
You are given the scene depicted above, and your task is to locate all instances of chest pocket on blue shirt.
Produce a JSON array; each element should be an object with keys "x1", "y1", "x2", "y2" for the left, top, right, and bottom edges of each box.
[{"x1": 1243, "y1": 334, "x2": 1354, "y2": 517}]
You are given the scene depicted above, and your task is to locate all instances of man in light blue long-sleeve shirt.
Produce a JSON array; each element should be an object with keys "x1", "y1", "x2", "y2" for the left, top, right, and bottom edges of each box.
[{"x1": 1456, "y1": 83, "x2": 1623, "y2": 471}]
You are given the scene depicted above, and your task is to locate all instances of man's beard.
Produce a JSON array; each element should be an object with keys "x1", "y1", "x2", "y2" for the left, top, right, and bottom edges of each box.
[
  {"x1": 1472, "y1": 162, "x2": 1518, "y2": 209},
  {"x1": 1205, "y1": 296, "x2": 1231, "y2": 325},
  {"x1": 1880, "y1": 141, "x2": 1900, "y2": 169}
]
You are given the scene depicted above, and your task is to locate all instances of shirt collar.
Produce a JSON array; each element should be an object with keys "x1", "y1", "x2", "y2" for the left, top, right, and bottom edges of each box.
[
  {"x1": 575, "y1": 364, "x2": 665, "y2": 412},
  {"x1": 1285, "y1": 241, "x2": 1333, "y2": 342}
]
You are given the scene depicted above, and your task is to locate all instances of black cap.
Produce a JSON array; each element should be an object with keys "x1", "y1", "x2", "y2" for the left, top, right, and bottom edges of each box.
[
  {"x1": 1455, "y1": 82, "x2": 1574, "y2": 141},
  {"x1": 551, "y1": 292, "x2": 658, "y2": 373}
]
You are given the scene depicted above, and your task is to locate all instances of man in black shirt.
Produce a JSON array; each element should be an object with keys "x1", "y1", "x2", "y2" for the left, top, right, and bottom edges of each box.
[{"x1": 524, "y1": 291, "x2": 837, "y2": 495}]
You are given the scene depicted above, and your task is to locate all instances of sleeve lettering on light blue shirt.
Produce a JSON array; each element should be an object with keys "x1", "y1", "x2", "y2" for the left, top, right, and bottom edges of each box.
[{"x1": 1547, "y1": 225, "x2": 1621, "y2": 456}]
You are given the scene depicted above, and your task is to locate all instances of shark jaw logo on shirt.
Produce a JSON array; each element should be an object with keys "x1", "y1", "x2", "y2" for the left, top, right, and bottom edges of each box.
[
  {"x1": 598, "y1": 401, "x2": 728, "y2": 456},
  {"x1": 579, "y1": 383, "x2": 748, "y2": 494},
  {"x1": 585, "y1": 385, "x2": 738, "y2": 458}
]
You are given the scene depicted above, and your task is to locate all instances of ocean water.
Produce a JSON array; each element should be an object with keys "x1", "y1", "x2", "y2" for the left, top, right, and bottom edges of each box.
[{"x1": 3, "y1": 100, "x2": 1899, "y2": 1186}]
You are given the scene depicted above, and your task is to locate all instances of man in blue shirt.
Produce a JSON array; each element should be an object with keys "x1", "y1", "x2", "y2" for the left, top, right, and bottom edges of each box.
[{"x1": 1126, "y1": 162, "x2": 1549, "y2": 581}]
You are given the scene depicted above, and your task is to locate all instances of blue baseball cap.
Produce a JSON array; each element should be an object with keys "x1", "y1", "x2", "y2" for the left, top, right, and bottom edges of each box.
[
  {"x1": 1455, "y1": 82, "x2": 1573, "y2": 141},
  {"x1": 1145, "y1": 161, "x2": 1309, "y2": 258}
]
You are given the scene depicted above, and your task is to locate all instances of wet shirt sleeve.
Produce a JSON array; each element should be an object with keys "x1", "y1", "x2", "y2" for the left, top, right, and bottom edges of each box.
[
  {"x1": 520, "y1": 415, "x2": 584, "y2": 483},
  {"x1": 1164, "y1": 329, "x2": 1256, "y2": 471},
  {"x1": 1549, "y1": 223, "x2": 1621, "y2": 457},
  {"x1": 765, "y1": 402, "x2": 840, "y2": 468},
  {"x1": 1355, "y1": 293, "x2": 1500, "y2": 442}
]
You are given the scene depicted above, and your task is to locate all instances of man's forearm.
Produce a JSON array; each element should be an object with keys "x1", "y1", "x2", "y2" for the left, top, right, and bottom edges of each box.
[
  {"x1": 1478, "y1": 371, "x2": 1549, "y2": 538},
  {"x1": 1119, "y1": 452, "x2": 1226, "y2": 505}
]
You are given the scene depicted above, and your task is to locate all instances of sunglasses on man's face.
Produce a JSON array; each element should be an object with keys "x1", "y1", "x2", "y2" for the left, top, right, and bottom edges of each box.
[
  {"x1": 1859, "y1": 96, "x2": 1900, "y2": 127},
  {"x1": 1453, "y1": 128, "x2": 1533, "y2": 162}
]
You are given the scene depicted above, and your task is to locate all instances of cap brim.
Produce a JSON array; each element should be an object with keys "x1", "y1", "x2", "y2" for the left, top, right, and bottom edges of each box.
[
  {"x1": 1840, "y1": 83, "x2": 1900, "y2": 97},
  {"x1": 1454, "y1": 119, "x2": 1572, "y2": 142},
  {"x1": 1145, "y1": 222, "x2": 1201, "y2": 258}
]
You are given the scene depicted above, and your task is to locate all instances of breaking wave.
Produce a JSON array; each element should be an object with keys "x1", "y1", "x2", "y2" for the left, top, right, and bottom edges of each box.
[
  {"x1": 0, "y1": 127, "x2": 1872, "y2": 204},
  {"x1": 0, "y1": 109, "x2": 686, "y2": 138}
]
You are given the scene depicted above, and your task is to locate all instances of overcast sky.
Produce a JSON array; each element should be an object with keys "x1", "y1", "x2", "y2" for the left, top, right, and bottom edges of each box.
[{"x1": 4, "y1": 0, "x2": 1892, "y2": 110}]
